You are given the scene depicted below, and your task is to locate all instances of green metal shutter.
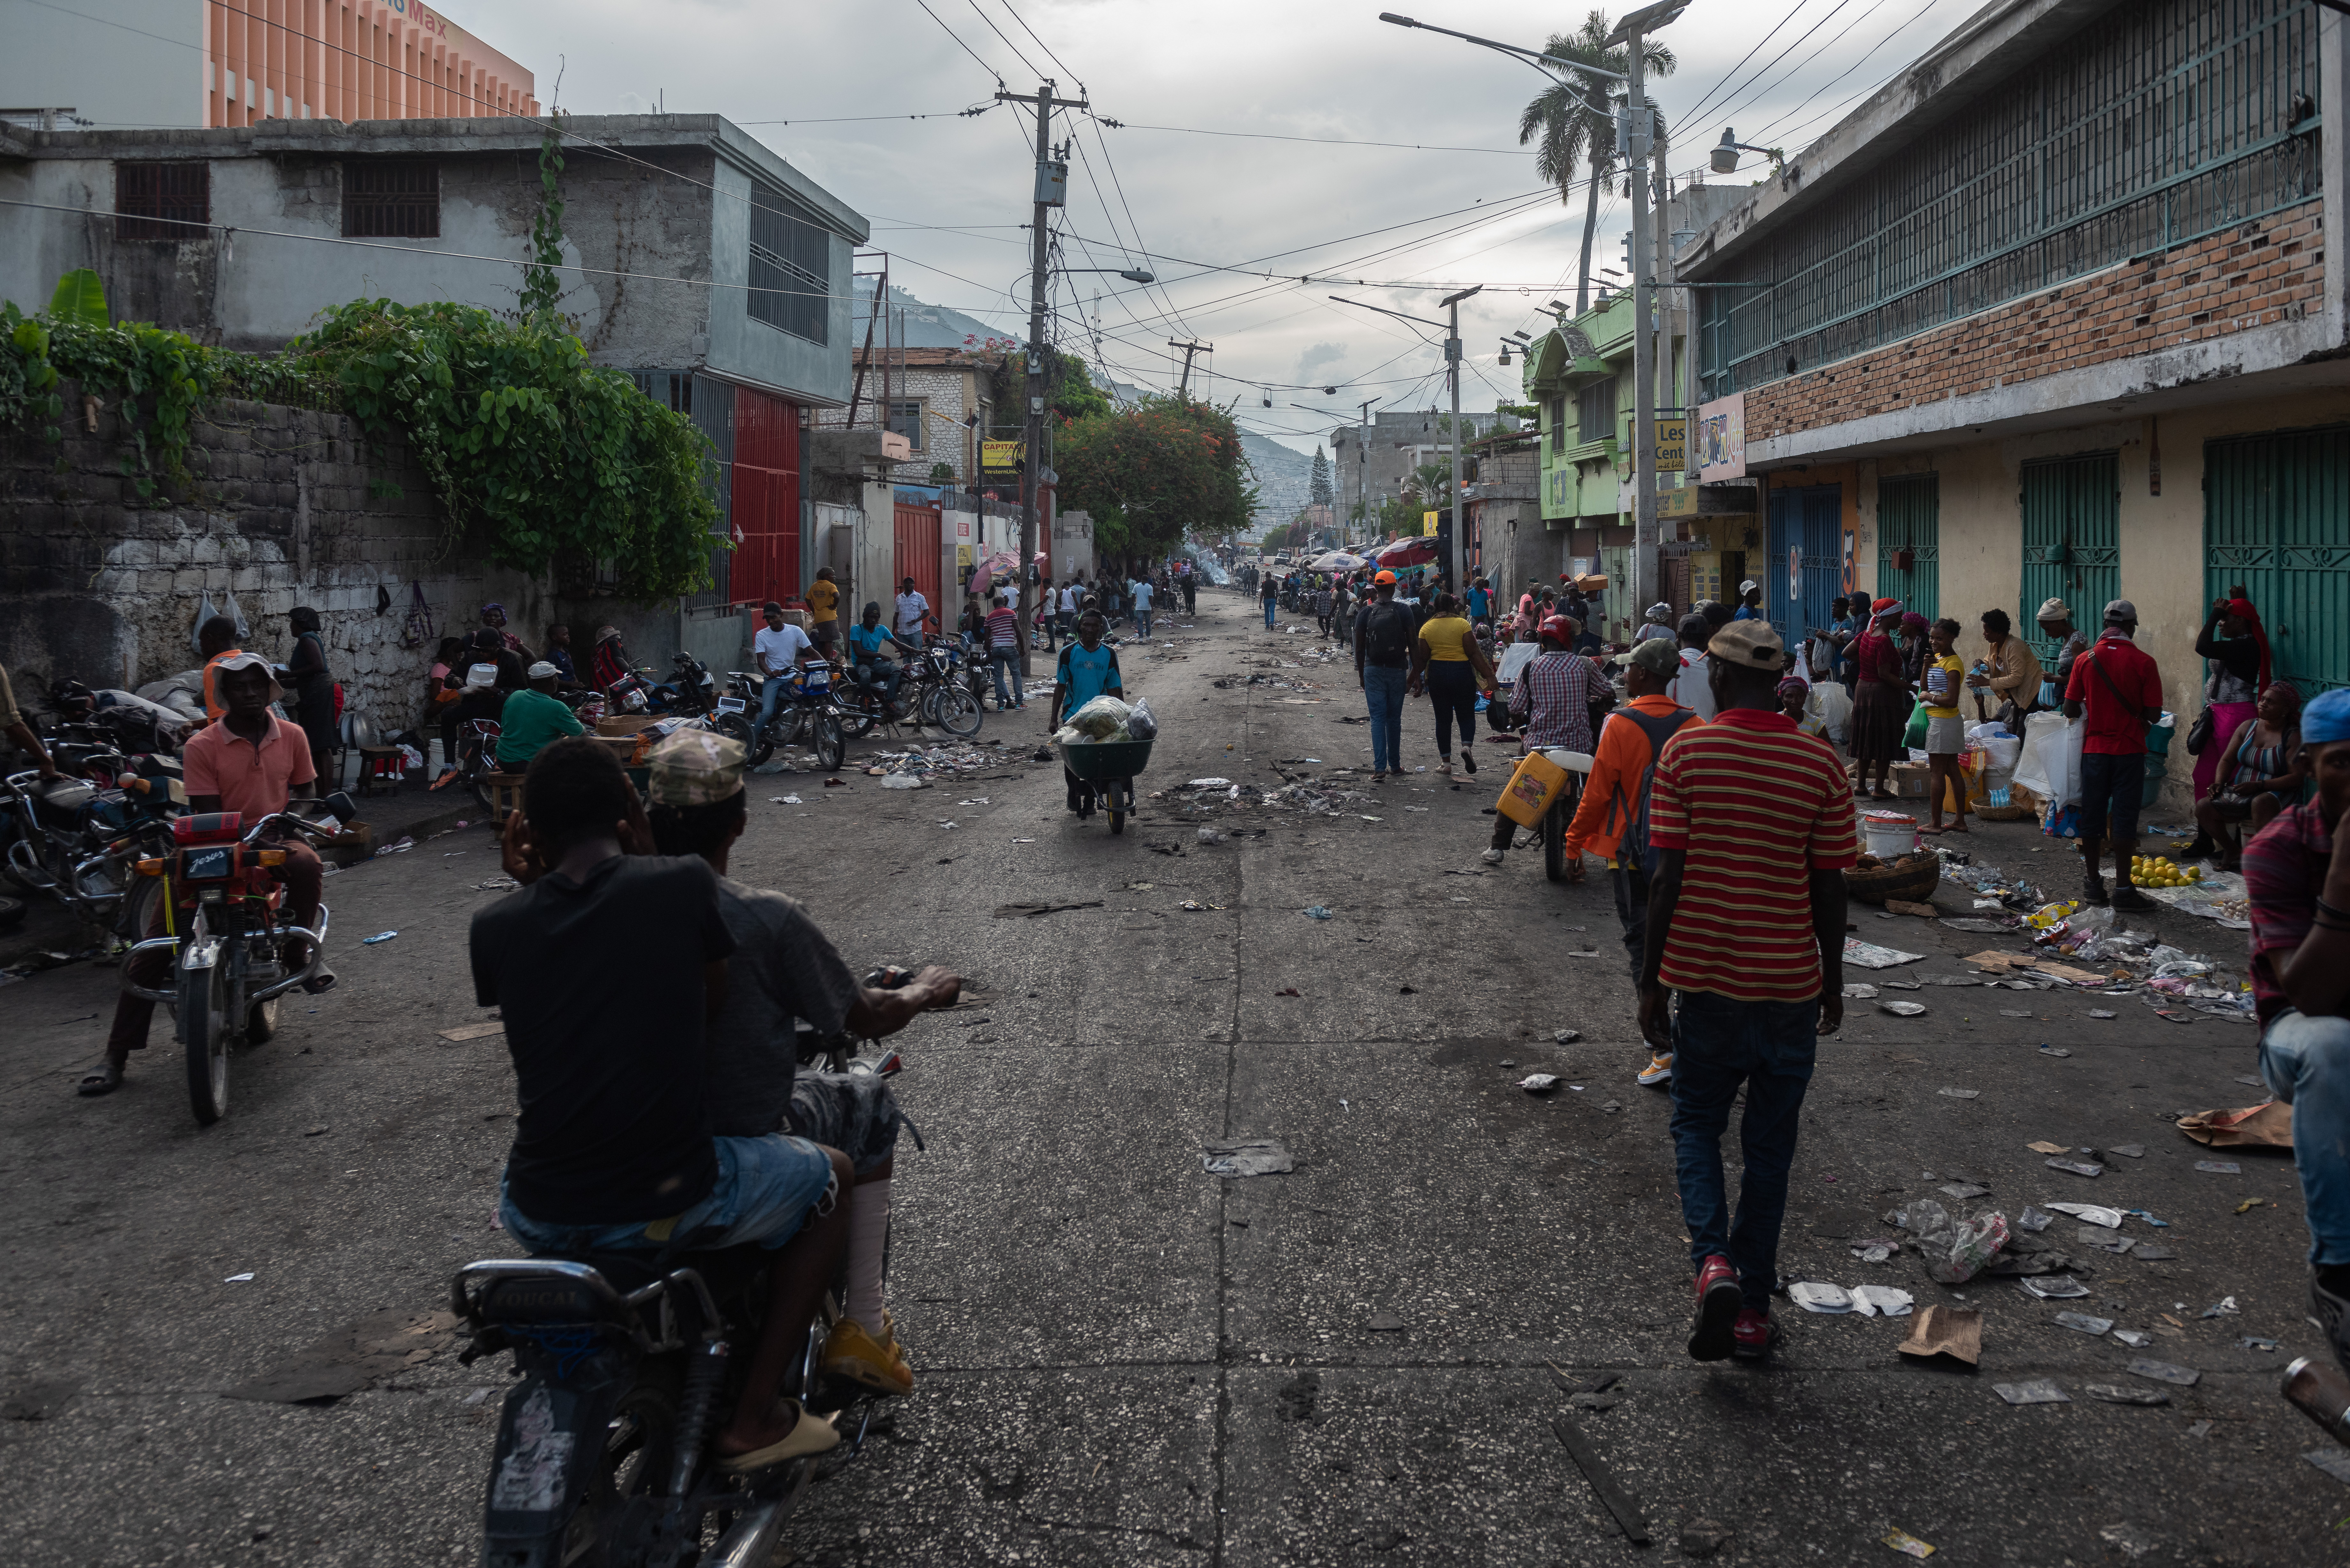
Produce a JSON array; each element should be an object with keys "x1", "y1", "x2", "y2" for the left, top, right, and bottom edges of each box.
[
  {"x1": 2205, "y1": 424, "x2": 2350, "y2": 697},
  {"x1": 2021, "y1": 453, "x2": 2119, "y2": 667},
  {"x1": 1876, "y1": 474, "x2": 1939, "y2": 623}
]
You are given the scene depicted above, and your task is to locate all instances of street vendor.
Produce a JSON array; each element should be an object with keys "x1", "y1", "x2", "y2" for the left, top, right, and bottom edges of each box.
[
  {"x1": 1051, "y1": 608, "x2": 1125, "y2": 814},
  {"x1": 2243, "y1": 685, "x2": 2350, "y2": 1378}
]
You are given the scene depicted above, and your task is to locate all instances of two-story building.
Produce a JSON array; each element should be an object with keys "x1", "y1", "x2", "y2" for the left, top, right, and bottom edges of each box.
[
  {"x1": 1681, "y1": 0, "x2": 2348, "y2": 746},
  {"x1": 0, "y1": 113, "x2": 868, "y2": 668}
]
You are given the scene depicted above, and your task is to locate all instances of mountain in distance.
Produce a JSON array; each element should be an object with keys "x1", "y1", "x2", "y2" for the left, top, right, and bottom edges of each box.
[
  {"x1": 849, "y1": 281, "x2": 1020, "y2": 351},
  {"x1": 1236, "y1": 432, "x2": 1314, "y2": 531}
]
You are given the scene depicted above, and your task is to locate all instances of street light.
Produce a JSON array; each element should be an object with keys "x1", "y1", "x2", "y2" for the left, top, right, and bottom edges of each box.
[
  {"x1": 1710, "y1": 128, "x2": 1783, "y2": 175},
  {"x1": 1377, "y1": 13, "x2": 1628, "y2": 81},
  {"x1": 1058, "y1": 266, "x2": 1156, "y2": 283}
]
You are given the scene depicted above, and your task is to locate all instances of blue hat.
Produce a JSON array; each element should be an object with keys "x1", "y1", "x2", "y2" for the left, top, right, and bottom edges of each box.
[{"x1": 2303, "y1": 688, "x2": 2350, "y2": 747}]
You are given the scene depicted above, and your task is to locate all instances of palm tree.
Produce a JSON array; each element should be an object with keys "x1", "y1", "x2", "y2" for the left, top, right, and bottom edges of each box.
[{"x1": 1517, "y1": 11, "x2": 1677, "y2": 315}]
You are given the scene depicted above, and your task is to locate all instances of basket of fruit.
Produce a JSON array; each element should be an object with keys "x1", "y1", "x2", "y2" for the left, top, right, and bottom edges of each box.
[
  {"x1": 2130, "y1": 853, "x2": 2203, "y2": 890},
  {"x1": 1845, "y1": 849, "x2": 1942, "y2": 906}
]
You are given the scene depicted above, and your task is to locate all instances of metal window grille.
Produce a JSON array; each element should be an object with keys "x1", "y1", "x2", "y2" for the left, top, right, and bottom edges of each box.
[
  {"x1": 343, "y1": 161, "x2": 440, "y2": 238},
  {"x1": 114, "y1": 162, "x2": 209, "y2": 243},
  {"x1": 1577, "y1": 377, "x2": 1617, "y2": 444},
  {"x1": 1698, "y1": 0, "x2": 2324, "y2": 401},
  {"x1": 749, "y1": 179, "x2": 831, "y2": 344},
  {"x1": 1876, "y1": 473, "x2": 1941, "y2": 622},
  {"x1": 2020, "y1": 453, "x2": 2120, "y2": 667},
  {"x1": 2203, "y1": 423, "x2": 2350, "y2": 697}
]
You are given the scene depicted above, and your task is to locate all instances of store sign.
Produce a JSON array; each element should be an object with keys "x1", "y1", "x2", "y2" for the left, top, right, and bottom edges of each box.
[
  {"x1": 1654, "y1": 417, "x2": 1686, "y2": 469},
  {"x1": 1658, "y1": 484, "x2": 1697, "y2": 519},
  {"x1": 980, "y1": 440, "x2": 1024, "y2": 473},
  {"x1": 1787, "y1": 546, "x2": 1801, "y2": 600},
  {"x1": 1422, "y1": 510, "x2": 1439, "y2": 537},
  {"x1": 1697, "y1": 392, "x2": 1746, "y2": 481}
]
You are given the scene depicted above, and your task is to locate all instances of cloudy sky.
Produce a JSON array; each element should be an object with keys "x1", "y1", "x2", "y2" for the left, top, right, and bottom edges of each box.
[{"x1": 472, "y1": 0, "x2": 1986, "y2": 452}]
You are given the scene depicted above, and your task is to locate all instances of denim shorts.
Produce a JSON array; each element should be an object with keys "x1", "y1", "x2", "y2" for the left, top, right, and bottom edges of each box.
[{"x1": 499, "y1": 1134, "x2": 838, "y2": 1255}]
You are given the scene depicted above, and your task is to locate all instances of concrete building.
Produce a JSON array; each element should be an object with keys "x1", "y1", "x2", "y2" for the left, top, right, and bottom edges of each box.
[
  {"x1": 1679, "y1": 0, "x2": 2348, "y2": 808},
  {"x1": 1328, "y1": 408, "x2": 1519, "y2": 535},
  {"x1": 0, "y1": 113, "x2": 869, "y2": 645},
  {"x1": 811, "y1": 344, "x2": 1002, "y2": 487},
  {"x1": 0, "y1": 0, "x2": 535, "y2": 132}
]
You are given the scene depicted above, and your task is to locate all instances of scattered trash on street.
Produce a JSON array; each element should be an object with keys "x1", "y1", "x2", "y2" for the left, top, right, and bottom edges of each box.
[
  {"x1": 1879, "y1": 1000, "x2": 1928, "y2": 1016},
  {"x1": 1880, "y1": 1527, "x2": 1937, "y2": 1558},
  {"x1": 1552, "y1": 1029, "x2": 1580, "y2": 1043},
  {"x1": 1993, "y1": 1378, "x2": 2071, "y2": 1405},
  {"x1": 1898, "y1": 1306, "x2": 1981, "y2": 1364},
  {"x1": 362, "y1": 931, "x2": 398, "y2": 945},
  {"x1": 1303, "y1": 905, "x2": 1332, "y2": 920},
  {"x1": 2051, "y1": 1311, "x2": 2115, "y2": 1334},
  {"x1": 224, "y1": 1272, "x2": 255, "y2": 1283},
  {"x1": 1517, "y1": 1074, "x2": 1563, "y2": 1094},
  {"x1": 2126, "y1": 1358, "x2": 2202, "y2": 1387},
  {"x1": 1201, "y1": 1140, "x2": 1294, "y2": 1177}
]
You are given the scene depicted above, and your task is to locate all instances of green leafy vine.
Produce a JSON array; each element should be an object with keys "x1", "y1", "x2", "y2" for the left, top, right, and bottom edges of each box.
[{"x1": 519, "y1": 115, "x2": 568, "y2": 320}]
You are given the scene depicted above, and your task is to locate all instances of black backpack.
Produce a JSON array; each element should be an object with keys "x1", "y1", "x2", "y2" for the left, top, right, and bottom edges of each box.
[{"x1": 1364, "y1": 602, "x2": 1412, "y2": 665}]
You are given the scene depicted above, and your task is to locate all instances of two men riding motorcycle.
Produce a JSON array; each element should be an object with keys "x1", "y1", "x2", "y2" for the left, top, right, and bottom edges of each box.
[{"x1": 473, "y1": 730, "x2": 957, "y2": 1468}]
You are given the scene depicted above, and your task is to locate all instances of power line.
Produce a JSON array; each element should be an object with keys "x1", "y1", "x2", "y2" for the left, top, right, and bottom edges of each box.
[
  {"x1": 910, "y1": 0, "x2": 1008, "y2": 86},
  {"x1": 1675, "y1": 0, "x2": 1827, "y2": 129},
  {"x1": 1100, "y1": 120, "x2": 1538, "y2": 155},
  {"x1": 994, "y1": 0, "x2": 1088, "y2": 95},
  {"x1": 733, "y1": 106, "x2": 997, "y2": 127},
  {"x1": 963, "y1": 0, "x2": 1046, "y2": 81}
]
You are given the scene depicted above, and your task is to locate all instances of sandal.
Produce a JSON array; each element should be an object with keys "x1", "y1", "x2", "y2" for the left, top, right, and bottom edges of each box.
[{"x1": 77, "y1": 1060, "x2": 124, "y2": 1097}]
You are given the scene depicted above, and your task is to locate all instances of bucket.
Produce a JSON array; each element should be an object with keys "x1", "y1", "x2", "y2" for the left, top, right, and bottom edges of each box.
[{"x1": 1862, "y1": 810, "x2": 1917, "y2": 858}]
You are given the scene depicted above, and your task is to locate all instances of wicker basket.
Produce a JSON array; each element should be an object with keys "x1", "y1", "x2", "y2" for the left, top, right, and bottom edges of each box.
[{"x1": 1844, "y1": 850, "x2": 1941, "y2": 905}]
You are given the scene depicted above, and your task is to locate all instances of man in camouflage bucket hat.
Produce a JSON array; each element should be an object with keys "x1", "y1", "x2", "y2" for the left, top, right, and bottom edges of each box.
[{"x1": 643, "y1": 728, "x2": 963, "y2": 1408}]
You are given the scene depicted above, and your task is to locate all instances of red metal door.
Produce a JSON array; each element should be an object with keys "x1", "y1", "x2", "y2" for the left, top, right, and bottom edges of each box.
[
  {"x1": 732, "y1": 387, "x2": 801, "y2": 606},
  {"x1": 893, "y1": 499, "x2": 941, "y2": 635}
]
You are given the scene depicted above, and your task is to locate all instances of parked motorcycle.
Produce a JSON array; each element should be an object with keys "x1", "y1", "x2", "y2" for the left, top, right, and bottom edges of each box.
[
  {"x1": 119, "y1": 793, "x2": 355, "y2": 1125},
  {"x1": 4, "y1": 753, "x2": 185, "y2": 937},
  {"x1": 452, "y1": 991, "x2": 915, "y2": 1568},
  {"x1": 608, "y1": 654, "x2": 719, "y2": 718},
  {"x1": 711, "y1": 667, "x2": 846, "y2": 773}
]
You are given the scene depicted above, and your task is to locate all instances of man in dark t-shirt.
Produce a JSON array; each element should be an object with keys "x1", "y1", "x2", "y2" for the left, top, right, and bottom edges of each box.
[{"x1": 471, "y1": 736, "x2": 854, "y2": 1473}]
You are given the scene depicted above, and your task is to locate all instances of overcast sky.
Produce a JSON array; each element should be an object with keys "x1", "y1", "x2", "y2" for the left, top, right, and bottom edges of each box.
[{"x1": 472, "y1": 0, "x2": 1985, "y2": 453}]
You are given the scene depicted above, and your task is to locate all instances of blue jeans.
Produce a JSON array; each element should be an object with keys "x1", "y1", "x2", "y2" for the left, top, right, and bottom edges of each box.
[
  {"x1": 989, "y1": 647, "x2": 1023, "y2": 707},
  {"x1": 2261, "y1": 1010, "x2": 2350, "y2": 1266},
  {"x1": 1363, "y1": 664, "x2": 1407, "y2": 773},
  {"x1": 1137, "y1": 608, "x2": 1152, "y2": 638},
  {"x1": 1670, "y1": 990, "x2": 1819, "y2": 1309},
  {"x1": 857, "y1": 660, "x2": 902, "y2": 704},
  {"x1": 756, "y1": 672, "x2": 789, "y2": 736},
  {"x1": 1263, "y1": 598, "x2": 1277, "y2": 629},
  {"x1": 499, "y1": 1134, "x2": 837, "y2": 1255}
]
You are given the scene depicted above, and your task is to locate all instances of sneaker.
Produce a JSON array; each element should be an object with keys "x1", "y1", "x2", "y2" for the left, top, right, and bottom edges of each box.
[
  {"x1": 2110, "y1": 885, "x2": 2157, "y2": 913},
  {"x1": 1480, "y1": 847, "x2": 1505, "y2": 865},
  {"x1": 715, "y1": 1399, "x2": 840, "y2": 1472},
  {"x1": 2081, "y1": 873, "x2": 2111, "y2": 907},
  {"x1": 822, "y1": 1316, "x2": 914, "y2": 1397},
  {"x1": 1730, "y1": 1307, "x2": 1781, "y2": 1362},
  {"x1": 2310, "y1": 1269, "x2": 2350, "y2": 1377},
  {"x1": 1687, "y1": 1255, "x2": 1742, "y2": 1362},
  {"x1": 1637, "y1": 1052, "x2": 1674, "y2": 1087}
]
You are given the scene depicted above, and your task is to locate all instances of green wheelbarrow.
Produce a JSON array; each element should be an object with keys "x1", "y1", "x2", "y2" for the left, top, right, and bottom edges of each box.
[{"x1": 1057, "y1": 737, "x2": 1155, "y2": 835}]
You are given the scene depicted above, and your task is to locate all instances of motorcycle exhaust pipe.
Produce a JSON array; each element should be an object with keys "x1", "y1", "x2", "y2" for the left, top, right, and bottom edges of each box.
[
  {"x1": 2284, "y1": 1355, "x2": 2350, "y2": 1444},
  {"x1": 704, "y1": 1500, "x2": 787, "y2": 1568}
]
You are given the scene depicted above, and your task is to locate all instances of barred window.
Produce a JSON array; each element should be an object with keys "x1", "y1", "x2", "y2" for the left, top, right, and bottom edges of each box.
[
  {"x1": 1577, "y1": 377, "x2": 1617, "y2": 443},
  {"x1": 344, "y1": 161, "x2": 439, "y2": 238},
  {"x1": 888, "y1": 399, "x2": 925, "y2": 451},
  {"x1": 115, "y1": 162, "x2": 209, "y2": 244},
  {"x1": 748, "y1": 178, "x2": 831, "y2": 344}
]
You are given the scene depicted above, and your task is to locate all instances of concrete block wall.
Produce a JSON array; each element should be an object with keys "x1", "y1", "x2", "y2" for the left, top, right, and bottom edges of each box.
[{"x1": 1742, "y1": 203, "x2": 2327, "y2": 439}]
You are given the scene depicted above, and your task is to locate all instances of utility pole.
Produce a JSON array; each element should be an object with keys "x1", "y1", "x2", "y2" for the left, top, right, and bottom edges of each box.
[
  {"x1": 1605, "y1": 1, "x2": 1685, "y2": 631},
  {"x1": 1440, "y1": 285, "x2": 1481, "y2": 592},
  {"x1": 1169, "y1": 339, "x2": 1212, "y2": 397},
  {"x1": 997, "y1": 80, "x2": 1085, "y2": 678},
  {"x1": 1356, "y1": 398, "x2": 1377, "y2": 544}
]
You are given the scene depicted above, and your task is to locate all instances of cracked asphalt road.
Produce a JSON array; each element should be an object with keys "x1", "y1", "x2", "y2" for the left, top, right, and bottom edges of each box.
[{"x1": 1, "y1": 586, "x2": 2338, "y2": 1565}]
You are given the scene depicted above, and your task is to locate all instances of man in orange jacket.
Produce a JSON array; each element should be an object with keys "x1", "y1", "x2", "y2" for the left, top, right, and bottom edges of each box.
[{"x1": 1561, "y1": 636, "x2": 1702, "y2": 1086}]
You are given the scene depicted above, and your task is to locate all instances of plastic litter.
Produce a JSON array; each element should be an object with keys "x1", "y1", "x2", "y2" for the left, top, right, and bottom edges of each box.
[
  {"x1": 1552, "y1": 1029, "x2": 1581, "y2": 1043},
  {"x1": 1904, "y1": 1199, "x2": 2009, "y2": 1284},
  {"x1": 1851, "y1": 1285, "x2": 1914, "y2": 1317},
  {"x1": 2046, "y1": 1157, "x2": 2105, "y2": 1178},
  {"x1": 2018, "y1": 1205, "x2": 2054, "y2": 1232},
  {"x1": 1881, "y1": 1527, "x2": 1937, "y2": 1558},
  {"x1": 2052, "y1": 1311, "x2": 2115, "y2": 1334},
  {"x1": 1843, "y1": 983, "x2": 1880, "y2": 999},
  {"x1": 1880, "y1": 1000, "x2": 1928, "y2": 1017},
  {"x1": 1789, "y1": 1282, "x2": 1853, "y2": 1313},
  {"x1": 224, "y1": 1272, "x2": 255, "y2": 1283},
  {"x1": 2110, "y1": 1144, "x2": 2144, "y2": 1158},
  {"x1": 2193, "y1": 1160, "x2": 2242, "y2": 1174},
  {"x1": 1303, "y1": 906, "x2": 1332, "y2": 920},
  {"x1": 2112, "y1": 1329, "x2": 2152, "y2": 1347},
  {"x1": 1993, "y1": 1378, "x2": 2071, "y2": 1405},
  {"x1": 1937, "y1": 1089, "x2": 1980, "y2": 1100},
  {"x1": 2017, "y1": 1275, "x2": 2090, "y2": 1299},
  {"x1": 1852, "y1": 1239, "x2": 1899, "y2": 1264},
  {"x1": 2126, "y1": 1358, "x2": 2201, "y2": 1387},
  {"x1": 1517, "y1": 1074, "x2": 1563, "y2": 1094},
  {"x1": 2199, "y1": 1295, "x2": 2240, "y2": 1319},
  {"x1": 362, "y1": 931, "x2": 398, "y2": 945},
  {"x1": 2238, "y1": 1336, "x2": 2280, "y2": 1352},
  {"x1": 1844, "y1": 939, "x2": 1926, "y2": 969},
  {"x1": 2042, "y1": 1202, "x2": 2122, "y2": 1227},
  {"x1": 1201, "y1": 1140, "x2": 1294, "y2": 1177},
  {"x1": 880, "y1": 773, "x2": 926, "y2": 790}
]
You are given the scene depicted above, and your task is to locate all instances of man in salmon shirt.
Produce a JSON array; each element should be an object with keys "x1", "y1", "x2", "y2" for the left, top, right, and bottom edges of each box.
[{"x1": 82, "y1": 655, "x2": 333, "y2": 1097}]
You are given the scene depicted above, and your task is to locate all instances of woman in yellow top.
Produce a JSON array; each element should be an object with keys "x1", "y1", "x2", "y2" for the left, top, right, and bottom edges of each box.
[
  {"x1": 806, "y1": 568, "x2": 842, "y2": 657},
  {"x1": 1407, "y1": 592, "x2": 1497, "y2": 776},
  {"x1": 1920, "y1": 616, "x2": 1970, "y2": 834}
]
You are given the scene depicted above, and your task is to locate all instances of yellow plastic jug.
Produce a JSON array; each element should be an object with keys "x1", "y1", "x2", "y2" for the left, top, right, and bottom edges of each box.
[{"x1": 1498, "y1": 749, "x2": 1571, "y2": 827}]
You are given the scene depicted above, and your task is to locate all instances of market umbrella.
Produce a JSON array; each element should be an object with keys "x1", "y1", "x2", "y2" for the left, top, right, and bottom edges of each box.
[
  {"x1": 1376, "y1": 537, "x2": 1437, "y2": 567},
  {"x1": 1307, "y1": 551, "x2": 1368, "y2": 572},
  {"x1": 969, "y1": 550, "x2": 1018, "y2": 598}
]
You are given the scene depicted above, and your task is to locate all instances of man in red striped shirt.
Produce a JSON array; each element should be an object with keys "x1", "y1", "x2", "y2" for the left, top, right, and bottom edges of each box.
[{"x1": 1640, "y1": 619, "x2": 1857, "y2": 1364}]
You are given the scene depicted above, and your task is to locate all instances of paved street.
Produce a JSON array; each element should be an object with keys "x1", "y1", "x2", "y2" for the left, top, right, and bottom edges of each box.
[{"x1": 2, "y1": 588, "x2": 2337, "y2": 1566}]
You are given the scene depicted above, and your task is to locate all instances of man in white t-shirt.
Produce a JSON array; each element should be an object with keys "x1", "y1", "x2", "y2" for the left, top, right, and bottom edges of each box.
[
  {"x1": 1131, "y1": 575, "x2": 1155, "y2": 638},
  {"x1": 893, "y1": 579, "x2": 931, "y2": 650},
  {"x1": 754, "y1": 600, "x2": 816, "y2": 741},
  {"x1": 1667, "y1": 614, "x2": 1719, "y2": 721}
]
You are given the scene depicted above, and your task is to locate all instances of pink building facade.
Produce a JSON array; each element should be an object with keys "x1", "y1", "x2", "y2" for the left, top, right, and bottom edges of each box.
[{"x1": 203, "y1": 0, "x2": 536, "y2": 127}]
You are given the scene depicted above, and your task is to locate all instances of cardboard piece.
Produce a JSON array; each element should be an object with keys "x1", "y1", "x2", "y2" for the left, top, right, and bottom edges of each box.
[
  {"x1": 437, "y1": 1021, "x2": 505, "y2": 1043},
  {"x1": 1898, "y1": 1305, "x2": 1982, "y2": 1366},
  {"x1": 1884, "y1": 899, "x2": 1940, "y2": 919},
  {"x1": 2176, "y1": 1100, "x2": 2292, "y2": 1149}
]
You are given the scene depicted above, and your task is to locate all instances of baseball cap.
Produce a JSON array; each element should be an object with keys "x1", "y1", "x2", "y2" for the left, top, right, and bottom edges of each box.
[
  {"x1": 1374, "y1": 569, "x2": 1397, "y2": 584},
  {"x1": 1708, "y1": 619, "x2": 1785, "y2": 667},
  {"x1": 526, "y1": 660, "x2": 559, "y2": 681},
  {"x1": 209, "y1": 652, "x2": 284, "y2": 702},
  {"x1": 645, "y1": 728, "x2": 747, "y2": 807},
  {"x1": 2103, "y1": 598, "x2": 2138, "y2": 625},
  {"x1": 1618, "y1": 638, "x2": 1681, "y2": 679},
  {"x1": 2035, "y1": 597, "x2": 2071, "y2": 622}
]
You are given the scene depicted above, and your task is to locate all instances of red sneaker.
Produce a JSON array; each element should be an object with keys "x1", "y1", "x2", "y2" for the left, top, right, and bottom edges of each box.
[
  {"x1": 1687, "y1": 1255, "x2": 1741, "y2": 1361},
  {"x1": 1730, "y1": 1307, "x2": 1781, "y2": 1362}
]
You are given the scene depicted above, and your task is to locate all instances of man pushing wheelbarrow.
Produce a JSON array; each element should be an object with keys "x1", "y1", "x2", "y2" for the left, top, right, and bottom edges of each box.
[{"x1": 1050, "y1": 609, "x2": 1152, "y2": 835}]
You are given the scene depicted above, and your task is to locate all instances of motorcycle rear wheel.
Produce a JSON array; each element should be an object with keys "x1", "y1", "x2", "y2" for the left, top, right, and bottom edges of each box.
[
  {"x1": 565, "y1": 1366, "x2": 683, "y2": 1562},
  {"x1": 715, "y1": 712, "x2": 773, "y2": 767},
  {"x1": 182, "y1": 950, "x2": 231, "y2": 1126},
  {"x1": 930, "y1": 684, "x2": 982, "y2": 738}
]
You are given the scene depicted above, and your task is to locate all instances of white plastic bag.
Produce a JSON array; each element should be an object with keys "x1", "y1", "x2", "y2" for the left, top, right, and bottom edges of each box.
[
  {"x1": 1805, "y1": 681, "x2": 1853, "y2": 746},
  {"x1": 1904, "y1": 1198, "x2": 2010, "y2": 1285},
  {"x1": 1126, "y1": 697, "x2": 1158, "y2": 741},
  {"x1": 2013, "y1": 711, "x2": 2082, "y2": 806},
  {"x1": 1064, "y1": 694, "x2": 1132, "y2": 741}
]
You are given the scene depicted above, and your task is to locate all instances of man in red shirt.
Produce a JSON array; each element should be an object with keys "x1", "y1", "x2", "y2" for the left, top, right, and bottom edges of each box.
[
  {"x1": 2063, "y1": 599, "x2": 2166, "y2": 912},
  {"x1": 84, "y1": 655, "x2": 330, "y2": 1097},
  {"x1": 1639, "y1": 620, "x2": 1856, "y2": 1364}
]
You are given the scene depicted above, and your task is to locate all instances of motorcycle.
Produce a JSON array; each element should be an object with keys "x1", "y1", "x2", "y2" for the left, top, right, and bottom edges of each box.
[
  {"x1": 711, "y1": 666, "x2": 846, "y2": 773},
  {"x1": 608, "y1": 654, "x2": 719, "y2": 718},
  {"x1": 119, "y1": 792, "x2": 356, "y2": 1125},
  {"x1": 453, "y1": 982, "x2": 916, "y2": 1568},
  {"x1": 4, "y1": 753, "x2": 186, "y2": 937}
]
